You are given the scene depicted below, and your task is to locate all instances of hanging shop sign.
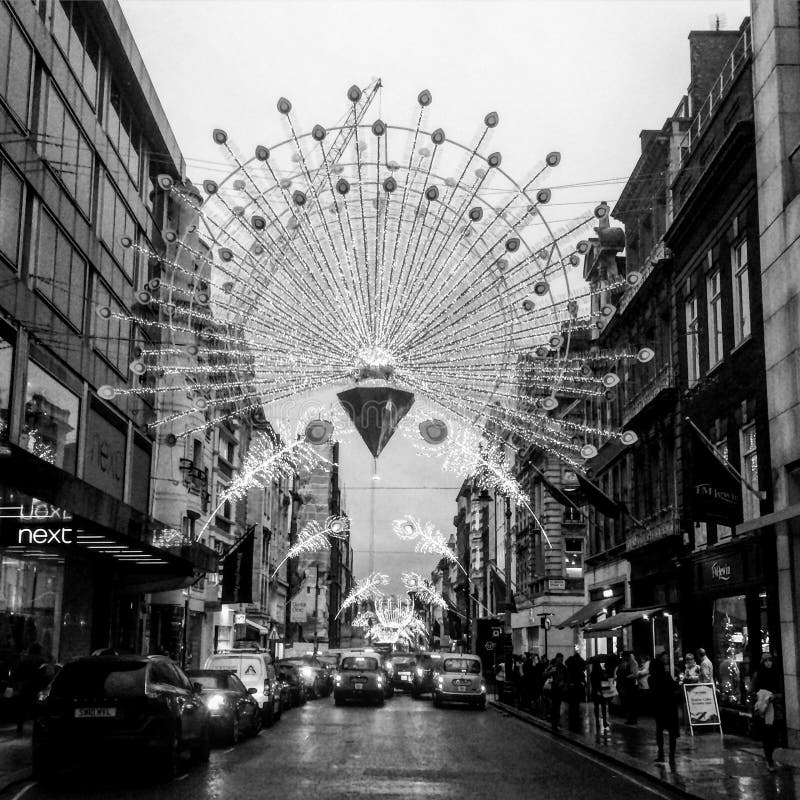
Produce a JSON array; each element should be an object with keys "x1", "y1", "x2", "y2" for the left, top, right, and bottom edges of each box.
[{"x1": 683, "y1": 682, "x2": 723, "y2": 736}]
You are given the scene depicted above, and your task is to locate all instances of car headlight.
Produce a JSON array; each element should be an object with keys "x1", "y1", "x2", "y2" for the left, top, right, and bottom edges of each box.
[
  {"x1": 416, "y1": 667, "x2": 424, "y2": 678},
  {"x1": 206, "y1": 694, "x2": 226, "y2": 711},
  {"x1": 480, "y1": 684, "x2": 486, "y2": 693},
  {"x1": 301, "y1": 666, "x2": 313, "y2": 679},
  {"x1": 335, "y1": 675, "x2": 341, "y2": 684},
  {"x1": 377, "y1": 677, "x2": 383, "y2": 686},
  {"x1": 437, "y1": 676, "x2": 444, "y2": 686}
]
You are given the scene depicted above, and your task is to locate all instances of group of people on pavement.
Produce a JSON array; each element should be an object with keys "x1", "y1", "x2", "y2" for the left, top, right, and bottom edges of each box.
[{"x1": 496, "y1": 646, "x2": 785, "y2": 773}]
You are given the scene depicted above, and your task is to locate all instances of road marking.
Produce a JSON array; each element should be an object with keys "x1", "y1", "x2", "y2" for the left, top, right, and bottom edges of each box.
[
  {"x1": 175, "y1": 774, "x2": 189, "y2": 781},
  {"x1": 9, "y1": 784, "x2": 36, "y2": 800},
  {"x1": 223, "y1": 747, "x2": 235, "y2": 754}
]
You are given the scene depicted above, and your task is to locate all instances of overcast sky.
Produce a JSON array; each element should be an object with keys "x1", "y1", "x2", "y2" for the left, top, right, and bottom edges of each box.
[{"x1": 118, "y1": 0, "x2": 749, "y2": 593}]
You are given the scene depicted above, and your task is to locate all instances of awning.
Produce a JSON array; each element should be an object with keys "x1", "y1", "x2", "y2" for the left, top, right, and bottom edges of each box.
[
  {"x1": 583, "y1": 606, "x2": 665, "y2": 638},
  {"x1": 246, "y1": 620, "x2": 270, "y2": 635},
  {"x1": 556, "y1": 595, "x2": 623, "y2": 629}
]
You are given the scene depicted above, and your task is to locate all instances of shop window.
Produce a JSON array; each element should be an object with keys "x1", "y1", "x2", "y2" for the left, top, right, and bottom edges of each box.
[
  {"x1": 713, "y1": 595, "x2": 751, "y2": 708},
  {"x1": 98, "y1": 172, "x2": 137, "y2": 280},
  {"x1": 130, "y1": 435, "x2": 151, "y2": 513},
  {"x1": 740, "y1": 424, "x2": 760, "y2": 521},
  {"x1": 0, "y1": 333, "x2": 12, "y2": 442},
  {"x1": 34, "y1": 208, "x2": 87, "y2": 331},
  {"x1": 0, "y1": 4, "x2": 33, "y2": 126},
  {"x1": 0, "y1": 156, "x2": 23, "y2": 266},
  {"x1": 22, "y1": 361, "x2": 80, "y2": 472},
  {"x1": 39, "y1": 80, "x2": 93, "y2": 216},
  {"x1": 0, "y1": 553, "x2": 65, "y2": 676},
  {"x1": 92, "y1": 278, "x2": 131, "y2": 376},
  {"x1": 685, "y1": 295, "x2": 700, "y2": 385},
  {"x1": 50, "y1": 1, "x2": 99, "y2": 107},
  {"x1": 731, "y1": 239, "x2": 751, "y2": 345},
  {"x1": 707, "y1": 269, "x2": 723, "y2": 367}
]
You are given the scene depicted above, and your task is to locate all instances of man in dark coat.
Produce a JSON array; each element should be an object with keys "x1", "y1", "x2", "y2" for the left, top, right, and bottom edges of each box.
[
  {"x1": 648, "y1": 651, "x2": 679, "y2": 766},
  {"x1": 565, "y1": 650, "x2": 587, "y2": 731}
]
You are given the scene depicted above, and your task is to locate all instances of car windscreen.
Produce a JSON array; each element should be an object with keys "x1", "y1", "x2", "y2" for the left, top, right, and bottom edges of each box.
[
  {"x1": 392, "y1": 659, "x2": 416, "y2": 670},
  {"x1": 50, "y1": 661, "x2": 147, "y2": 698},
  {"x1": 442, "y1": 658, "x2": 481, "y2": 674},
  {"x1": 188, "y1": 674, "x2": 228, "y2": 690},
  {"x1": 418, "y1": 655, "x2": 441, "y2": 668},
  {"x1": 340, "y1": 657, "x2": 378, "y2": 671}
]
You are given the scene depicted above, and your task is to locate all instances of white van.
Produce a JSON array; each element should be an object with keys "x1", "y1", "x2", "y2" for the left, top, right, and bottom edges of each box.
[{"x1": 204, "y1": 649, "x2": 282, "y2": 725}]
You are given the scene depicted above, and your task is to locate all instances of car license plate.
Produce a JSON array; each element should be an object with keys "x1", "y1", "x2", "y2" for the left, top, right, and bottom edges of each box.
[
  {"x1": 354, "y1": 682, "x2": 365, "y2": 690},
  {"x1": 399, "y1": 672, "x2": 410, "y2": 680},
  {"x1": 457, "y1": 686, "x2": 467, "y2": 693},
  {"x1": 74, "y1": 707, "x2": 117, "y2": 718}
]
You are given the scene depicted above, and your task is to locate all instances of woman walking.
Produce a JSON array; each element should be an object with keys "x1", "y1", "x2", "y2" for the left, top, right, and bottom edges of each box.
[
  {"x1": 752, "y1": 653, "x2": 784, "y2": 772},
  {"x1": 649, "y1": 651, "x2": 680, "y2": 767},
  {"x1": 589, "y1": 657, "x2": 611, "y2": 733}
]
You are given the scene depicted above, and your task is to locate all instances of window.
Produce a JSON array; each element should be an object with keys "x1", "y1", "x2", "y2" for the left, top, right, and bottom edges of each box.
[
  {"x1": 0, "y1": 157, "x2": 23, "y2": 266},
  {"x1": 741, "y1": 424, "x2": 760, "y2": 521},
  {"x1": 34, "y1": 208, "x2": 87, "y2": 330},
  {"x1": 707, "y1": 270, "x2": 723, "y2": 367},
  {"x1": 92, "y1": 278, "x2": 131, "y2": 374},
  {"x1": 0, "y1": 4, "x2": 33, "y2": 125},
  {"x1": 685, "y1": 295, "x2": 700, "y2": 385},
  {"x1": 98, "y1": 172, "x2": 137, "y2": 280},
  {"x1": 0, "y1": 333, "x2": 12, "y2": 443},
  {"x1": 107, "y1": 81, "x2": 142, "y2": 187},
  {"x1": 51, "y1": 1, "x2": 99, "y2": 106},
  {"x1": 40, "y1": 81, "x2": 93, "y2": 215},
  {"x1": 564, "y1": 537, "x2": 583, "y2": 579},
  {"x1": 22, "y1": 361, "x2": 80, "y2": 472},
  {"x1": 731, "y1": 240, "x2": 751, "y2": 344}
]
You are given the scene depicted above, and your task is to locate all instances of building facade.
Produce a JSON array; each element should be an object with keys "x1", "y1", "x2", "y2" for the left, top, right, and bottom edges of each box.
[{"x1": 0, "y1": 0, "x2": 215, "y2": 683}]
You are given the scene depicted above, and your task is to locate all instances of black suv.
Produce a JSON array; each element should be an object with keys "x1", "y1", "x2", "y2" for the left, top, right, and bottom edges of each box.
[{"x1": 33, "y1": 655, "x2": 210, "y2": 782}]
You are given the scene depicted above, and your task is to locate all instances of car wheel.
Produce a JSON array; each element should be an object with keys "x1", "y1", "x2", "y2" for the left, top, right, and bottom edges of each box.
[
  {"x1": 251, "y1": 709, "x2": 263, "y2": 736},
  {"x1": 334, "y1": 693, "x2": 344, "y2": 707},
  {"x1": 433, "y1": 693, "x2": 442, "y2": 708},
  {"x1": 263, "y1": 700, "x2": 275, "y2": 728},
  {"x1": 411, "y1": 689, "x2": 420, "y2": 699},
  {"x1": 194, "y1": 725, "x2": 211, "y2": 761},
  {"x1": 275, "y1": 699, "x2": 283, "y2": 721},
  {"x1": 477, "y1": 697, "x2": 487, "y2": 710},
  {"x1": 32, "y1": 746, "x2": 59, "y2": 784},
  {"x1": 376, "y1": 695, "x2": 385, "y2": 707}
]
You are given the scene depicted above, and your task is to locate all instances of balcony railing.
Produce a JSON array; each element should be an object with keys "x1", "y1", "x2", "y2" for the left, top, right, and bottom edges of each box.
[
  {"x1": 179, "y1": 458, "x2": 208, "y2": 495},
  {"x1": 678, "y1": 21, "x2": 752, "y2": 167},
  {"x1": 618, "y1": 241, "x2": 672, "y2": 314},
  {"x1": 622, "y1": 363, "x2": 675, "y2": 425}
]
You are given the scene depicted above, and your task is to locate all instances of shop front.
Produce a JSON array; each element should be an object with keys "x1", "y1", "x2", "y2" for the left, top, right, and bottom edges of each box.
[{"x1": 684, "y1": 535, "x2": 779, "y2": 735}]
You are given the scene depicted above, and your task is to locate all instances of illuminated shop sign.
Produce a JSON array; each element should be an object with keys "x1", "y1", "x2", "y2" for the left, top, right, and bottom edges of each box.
[{"x1": 0, "y1": 500, "x2": 81, "y2": 547}]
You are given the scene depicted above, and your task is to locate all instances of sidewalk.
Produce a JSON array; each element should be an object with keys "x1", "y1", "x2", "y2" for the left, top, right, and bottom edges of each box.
[
  {"x1": 491, "y1": 695, "x2": 800, "y2": 800},
  {"x1": 0, "y1": 724, "x2": 32, "y2": 793}
]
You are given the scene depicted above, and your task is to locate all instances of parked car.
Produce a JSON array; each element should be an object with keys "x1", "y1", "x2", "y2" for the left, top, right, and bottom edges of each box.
[
  {"x1": 411, "y1": 652, "x2": 442, "y2": 698},
  {"x1": 316, "y1": 652, "x2": 340, "y2": 693},
  {"x1": 185, "y1": 669, "x2": 261, "y2": 742},
  {"x1": 433, "y1": 654, "x2": 487, "y2": 709},
  {"x1": 277, "y1": 655, "x2": 330, "y2": 698},
  {"x1": 203, "y1": 649, "x2": 281, "y2": 726},
  {"x1": 276, "y1": 662, "x2": 307, "y2": 707},
  {"x1": 333, "y1": 654, "x2": 385, "y2": 706},
  {"x1": 387, "y1": 654, "x2": 417, "y2": 692},
  {"x1": 33, "y1": 655, "x2": 210, "y2": 782}
]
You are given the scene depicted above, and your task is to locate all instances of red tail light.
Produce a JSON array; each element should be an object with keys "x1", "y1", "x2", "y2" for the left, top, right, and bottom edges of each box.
[{"x1": 264, "y1": 680, "x2": 269, "y2": 696}]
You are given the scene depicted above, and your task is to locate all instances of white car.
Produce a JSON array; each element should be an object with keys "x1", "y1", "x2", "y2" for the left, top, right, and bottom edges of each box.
[
  {"x1": 433, "y1": 654, "x2": 487, "y2": 709},
  {"x1": 204, "y1": 649, "x2": 282, "y2": 725}
]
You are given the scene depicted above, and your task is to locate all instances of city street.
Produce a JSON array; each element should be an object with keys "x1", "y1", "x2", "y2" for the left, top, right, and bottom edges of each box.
[{"x1": 0, "y1": 696, "x2": 678, "y2": 800}]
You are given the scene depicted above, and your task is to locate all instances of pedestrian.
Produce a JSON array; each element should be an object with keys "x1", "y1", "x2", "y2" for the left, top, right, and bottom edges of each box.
[
  {"x1": 511, "y1": 656, "x2": 522, "y2": 707},
  {"x1": 751, "y1": 653, "x2": 784, "y2": 772},
  {"x1": 521, "y1": 653, "x2": 534, "y2": 710},
  {"x1": 648, "y1": 651, "x2": 680, "y2": 767},
  {"x1": 11, "y1": 643, "x2": 46, "y2": 736},
  {"x1": 616, "y1": 650, "x2": 639, "y2": 724},
  {"x1": 531, "y1": 654, "x2": 545, "y2": 710},
  {"x1": 680, "y1": 652, "x2": 701, "y2": 684},
  {"x1": 564, "y1": 649, "x2": 587, "y2": 731},
  {"x1": 638, "y1": 653, "x2": 651, "y2": 713},
  {"x1": 543, "y1": 652, "x2": 567, "y2": 729},
  {"x1": 589, "y1": 657, "x2": 611, "y2": 733},
  {"x1": 697, "y1": 648, "x2": 714, "y2": 684}
]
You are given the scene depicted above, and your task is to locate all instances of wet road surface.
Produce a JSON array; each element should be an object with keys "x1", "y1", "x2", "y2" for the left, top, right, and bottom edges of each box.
[{"x1": 3, "y1": 694, "x2": 683, "y2": 800}]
